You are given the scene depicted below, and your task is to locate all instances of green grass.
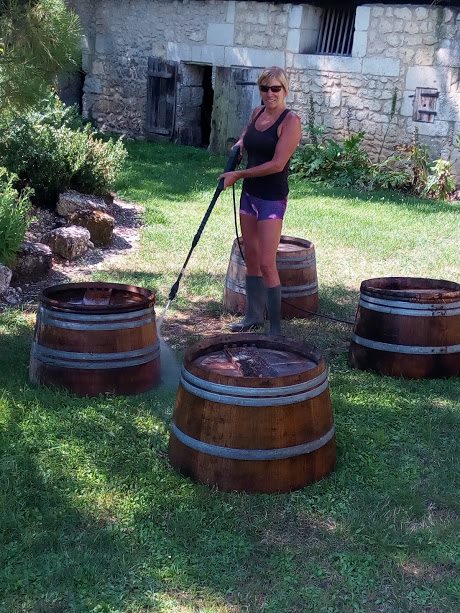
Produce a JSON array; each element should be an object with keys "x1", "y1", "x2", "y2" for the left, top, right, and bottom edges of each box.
[{"x1": 0, "y1": 140, "x2": 459, "y2": 612}]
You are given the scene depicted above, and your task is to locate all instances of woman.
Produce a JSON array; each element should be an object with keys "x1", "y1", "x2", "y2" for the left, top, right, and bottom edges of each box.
[{"x1": 220, "y1": 66, "x2": 301, "y2": 336}]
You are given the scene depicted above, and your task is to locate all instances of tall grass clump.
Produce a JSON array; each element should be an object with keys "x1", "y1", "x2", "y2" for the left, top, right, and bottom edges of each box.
[
  {"x1": 0, "y1": 95, "x2": 127, "y2": 208},
  {"x1": 0, "y1": 167, "x2": 31, "y2": 266}
]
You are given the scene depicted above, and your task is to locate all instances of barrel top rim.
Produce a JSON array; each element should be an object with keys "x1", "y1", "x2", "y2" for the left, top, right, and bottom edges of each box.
[
  {"x1": 360, "y1": 276, "x2": 460, "y2": 301},
  {"x1": 235, "y1": 235, "x2": 314, "y2": 250},
  {"x1": 183, "y1": 333, "x2": 326, "y2": 386},
  {"x1": 39, "y1": 282, "x2": 156, "y2": 313}
]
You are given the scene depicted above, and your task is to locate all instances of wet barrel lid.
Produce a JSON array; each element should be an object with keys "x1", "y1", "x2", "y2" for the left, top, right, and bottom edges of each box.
[
  {"x1": 186, "y1": 334, "x2": 321, "y2": 380},
  {"x1": 277, "y1": 235, "x2": 313, "y2": 254},
  {"x1": 361, "y1": 277, "x2": 460, "y2": 303},
  {"x1": 39, "y1": 282, "x2": 156, "y2": 313}
]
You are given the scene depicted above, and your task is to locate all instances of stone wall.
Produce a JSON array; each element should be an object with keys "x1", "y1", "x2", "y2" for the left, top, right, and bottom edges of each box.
[{"x1": 67, "y1": 1, "x2": 460, "y2": 177}]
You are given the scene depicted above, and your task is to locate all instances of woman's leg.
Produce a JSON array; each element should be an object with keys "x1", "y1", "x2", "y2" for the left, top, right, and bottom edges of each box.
[
  {"x1": 257, "y1": 218, "x2": 283, "y2": 335},
  {"x1": 239, "y1": 213, "x2": 261, "y2": 275},
  {"x1": 228, "y1": 211, "x2": 265, "y2": 331},
  {"x1": 257, "y1": 218, "x2": 282, "y2": 287}
]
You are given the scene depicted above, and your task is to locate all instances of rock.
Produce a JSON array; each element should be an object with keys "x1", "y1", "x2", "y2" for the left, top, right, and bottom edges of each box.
[
  {"x1": 42, "y1": 226, "x2": 91, "y2": 260},
  {"x1": 57, "y1": 190, "x2": 108, "y2": 218},
  {"x1": 68, "y1": 209, "x2": 115, "y2": 246},
  {"x1": 12, "y1": 241, "x2": 52, "y2": 280},
  {"x1": 0, "y1": 264, "x2": 12, "y2": 291},
  {"x1": 1, "y1": 287, "x2": 21, "y2": 305}
]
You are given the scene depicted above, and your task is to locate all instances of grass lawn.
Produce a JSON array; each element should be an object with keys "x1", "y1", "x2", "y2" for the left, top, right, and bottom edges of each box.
[{"x1": 0, "y1": 140, "x2": 459, "y2": 612}]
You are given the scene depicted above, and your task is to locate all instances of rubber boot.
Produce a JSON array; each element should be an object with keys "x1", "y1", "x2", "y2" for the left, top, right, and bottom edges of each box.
[
  {"x1": 266, "y1": 285, "x2": 282, "y2": 336},
  {"x1": 229, "y1": 275, "x2": 266, "y2": 332}
]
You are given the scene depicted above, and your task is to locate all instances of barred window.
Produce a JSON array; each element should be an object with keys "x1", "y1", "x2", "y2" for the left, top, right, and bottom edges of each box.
[{"x1": 315, "y1": 8, "x2": 356, "y2": 56}]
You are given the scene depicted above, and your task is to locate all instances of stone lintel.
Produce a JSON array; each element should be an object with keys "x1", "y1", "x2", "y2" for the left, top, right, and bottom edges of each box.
[
  {"x1": 224, "y1": 46, "x2": 285, "y2": 69},
  {"x1": 292, "y1": 54, "x2": 362, "y2": 74}
]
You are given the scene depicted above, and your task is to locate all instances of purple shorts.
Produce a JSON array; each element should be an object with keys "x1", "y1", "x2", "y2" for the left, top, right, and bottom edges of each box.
[{"x1": 240, "y1": 191, "x2": 287, "y2": 221}]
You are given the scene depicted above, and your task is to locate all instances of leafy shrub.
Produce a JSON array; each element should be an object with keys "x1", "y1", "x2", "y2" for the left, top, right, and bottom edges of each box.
[
  {"x1": 0, "y1": 95, "x2": 127, "y2": 208},
  {"x1": 291, "y1": 99, "x2": 456, "y2": 200},
  {"x1": 71, "y1": 128, "x2": 128, "y2": 196},
  {"x1": 0, "y1": 168, "x2": 31, "y2": 266},
  {"x1": 291, "y1": 131, "x2": 372, "y2": 189},
  {"x1": 423, "y1": 159, "x2": 456, "y2": 200}
]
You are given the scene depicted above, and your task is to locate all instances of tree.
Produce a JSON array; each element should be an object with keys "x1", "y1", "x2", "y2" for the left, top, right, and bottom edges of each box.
[{"x1": 0, "y1": 0, "x2": 81, "y2": 111}]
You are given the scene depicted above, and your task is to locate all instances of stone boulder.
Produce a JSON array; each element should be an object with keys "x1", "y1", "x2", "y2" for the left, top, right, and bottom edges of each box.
[
  {"x1": 69, "y1": 209, "x2": 115, "y2": 246},
  {"x1": 42, "y1": 226, "x2": 91, "y2": 260},
  {"x1": 12, "y1": 241, "x2": 53, "y2": 280},
  {"x1": 57, "y1": 190, "x2": 108, "y2": 218},
  {"x1": 0, "y1": 264, "x2": 12, "y2": 292}
]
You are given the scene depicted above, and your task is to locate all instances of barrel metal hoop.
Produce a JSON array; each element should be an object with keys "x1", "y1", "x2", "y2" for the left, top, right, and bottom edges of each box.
[
  {"x1": 230, "y1": 253, "x2": 316, "y2": 268},
  {"x1": 180, "y1": 368, "x2": 329, "y2": 406},
  {"x1": 225, "y1": 278, "x2": 318, "y2": 297},
  {"x1": 282, "y1": 283, "x2": 318, "y2": 297},
  {"x1": 170, "y1": 422, "x2": 335, "y2": 460},
  {"x1": 276, "y1": 258, "x2": 316, "y2": 269},
  {"x1": 225, "y1": 278, "x2": 246, "y2": 294},
  {"x1": 40, "y1": 305, "x2": 155, "y2": 321},
  {"x1": 360, "y1": 295, "x2": 460, "y2": 316},
  {"x1": 182, "y1": 366, "x2": 327, "y2": 397},
  {"x1": 31, "y1": 341, "x2": 160, "y2": 369},
  {"x1": 39, "y1": 313, "x2": 157, "y2": 331},
  {"x1": 351, "y1": 334, "x2": 460, "y2": 355}
]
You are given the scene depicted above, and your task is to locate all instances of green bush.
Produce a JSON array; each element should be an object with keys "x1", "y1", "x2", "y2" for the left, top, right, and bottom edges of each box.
[
  {"x1": 71, "y1": 127, "x2": 128, "y2": 196},
  {"x1": 0, "y1": 95, "x2": 127, "y2": 208},
  {"x1": 291, "y1": 131, "x2": 372, "y2": 189},
  {"x1": 290, "y1": 101, "x2": 456, "y2": 200},
  {"x1": 423, "y1": 159, "x2": 456, "y2": 200},
  {"x1": 0, "y1": 168, "x2": 31, "y2": 266}
]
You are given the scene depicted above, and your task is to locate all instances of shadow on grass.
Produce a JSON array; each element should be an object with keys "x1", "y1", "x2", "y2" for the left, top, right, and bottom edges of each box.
[
  {"x1": 1, "y1": 282, "x2": 458, "y2": 611},
  {"x1": 289, "y1": 177, "x2": 459, "y2": 216},
  {"x1": 117, "y1": 140, "x2": 226, "y2": 205}
]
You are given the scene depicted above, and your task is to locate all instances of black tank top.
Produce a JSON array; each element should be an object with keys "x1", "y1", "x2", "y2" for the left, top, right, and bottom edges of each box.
[{"x1": 242, "y1": 107, "x2": 290, "y2": 200}]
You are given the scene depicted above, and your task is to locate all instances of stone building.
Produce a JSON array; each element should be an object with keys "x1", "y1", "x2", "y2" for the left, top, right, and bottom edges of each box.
[{"x1": 65, "y1": 1, "x2": 460, "y2": 176}]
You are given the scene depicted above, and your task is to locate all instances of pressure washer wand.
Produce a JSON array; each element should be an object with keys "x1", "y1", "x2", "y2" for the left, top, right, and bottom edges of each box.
[{"x1": 167, "y1": 145, "x2": 241, "y2": 302}]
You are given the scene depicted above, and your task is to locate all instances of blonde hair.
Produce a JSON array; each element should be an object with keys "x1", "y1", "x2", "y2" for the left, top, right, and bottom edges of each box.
[{"x1": 257, "y1": 66, "x2": 289, "y2": 93}]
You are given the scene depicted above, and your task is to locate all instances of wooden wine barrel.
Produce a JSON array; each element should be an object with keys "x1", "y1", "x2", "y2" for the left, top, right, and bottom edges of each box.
[
  {"x1": 349, "y1": 277, "x2": 460, "y2": 379},
  {"x1": 223, "y1": 235, "x2": 318, "y2": 319},
  {"x1": 30, "y1": 282, "x2": 160, "y2": 396},
  {"x1": 168, "y1": 333, "x2": 336, "y2": 493}
]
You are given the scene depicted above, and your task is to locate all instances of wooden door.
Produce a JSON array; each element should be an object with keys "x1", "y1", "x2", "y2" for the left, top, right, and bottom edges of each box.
[
  {"x1": 210, "y1": 67, "x2": 261, "y2": 154},
  {"x1": 145, "y1": 58, "x2": 177, "y2": 138}
]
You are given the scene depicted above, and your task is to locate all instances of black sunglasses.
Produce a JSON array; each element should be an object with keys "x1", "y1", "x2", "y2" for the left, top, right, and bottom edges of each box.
[{"x1": 259, "y1": 85, "x2": 284, "y2": 93}]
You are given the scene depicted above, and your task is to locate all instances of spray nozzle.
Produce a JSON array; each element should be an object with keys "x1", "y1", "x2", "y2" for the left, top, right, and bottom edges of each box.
[{"x1": 168, "y1": 280, "x2": 180, "y2": 302}]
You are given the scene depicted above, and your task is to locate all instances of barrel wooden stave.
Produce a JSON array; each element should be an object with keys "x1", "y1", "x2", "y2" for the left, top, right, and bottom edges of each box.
[
  {"x1": 349, "y1": 277, "x2": 460, "y2": 379},
  {"x1": 29, "y1": 282, "x2": 161, "y2": 396},
  {"x1": 223, "y1": 236, "x2": 319, "y2": 319},
  {"x1": 170, "y1": 436, "x2": 336, "y2": 494},
  {"x1": 168, "y1": 333, "x2": 336, "y2": 493}
]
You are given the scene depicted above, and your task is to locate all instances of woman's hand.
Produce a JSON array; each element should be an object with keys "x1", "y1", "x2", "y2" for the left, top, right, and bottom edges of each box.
[{"x1": 219, "y1": 171, "x2": 241, "y2": 190}]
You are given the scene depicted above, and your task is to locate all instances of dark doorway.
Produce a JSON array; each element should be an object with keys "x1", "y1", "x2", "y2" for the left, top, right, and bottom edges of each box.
[
  {"x1": 57, "y1": 70, "x2": 85, "y2": 112},
  {"x1": 200, "y1": 65, "x2": 214, "y2": 148}
]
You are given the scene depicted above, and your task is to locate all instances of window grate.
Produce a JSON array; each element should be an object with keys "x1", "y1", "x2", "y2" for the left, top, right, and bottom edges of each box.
[{"x1": 316, "y1": 8, "x2": 356, "y2": 56}]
